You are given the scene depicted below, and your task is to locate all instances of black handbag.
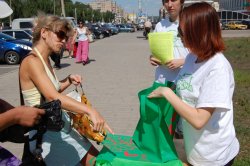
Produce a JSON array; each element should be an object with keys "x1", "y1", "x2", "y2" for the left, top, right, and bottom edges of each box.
[{"x1": 21, "y1": 100, "x2": 65, "y2": 166}]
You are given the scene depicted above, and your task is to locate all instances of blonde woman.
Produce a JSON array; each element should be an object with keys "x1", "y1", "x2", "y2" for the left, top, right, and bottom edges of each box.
[{"x1": 19, "y1": 14, "x2": 113, "y2": 166}]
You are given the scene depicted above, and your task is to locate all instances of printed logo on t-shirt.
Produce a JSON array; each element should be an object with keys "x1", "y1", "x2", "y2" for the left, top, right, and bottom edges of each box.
[
  {"x1": 176, "y1": 73, "x2": 193, "y2": 92},
  {"x1": 176, "y1": 73, "x2": 197, "y2": 105}
]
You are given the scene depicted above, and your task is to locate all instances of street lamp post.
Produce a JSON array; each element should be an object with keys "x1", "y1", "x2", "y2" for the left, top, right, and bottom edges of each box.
[
  {"x1": 61, "y1": 0, "x2": 66, "y2": 17},
  {"x1": 54, "y1": 0, "x2": 56, "y2": 15},
  {"x1": 9, "y1": 0, "x2": 12, "y2": 27}
]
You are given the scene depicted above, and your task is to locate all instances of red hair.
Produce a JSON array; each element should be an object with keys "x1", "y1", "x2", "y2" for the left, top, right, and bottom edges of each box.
[{"x1": 179, "y1": 2, "x2": 225, "y2": 61}]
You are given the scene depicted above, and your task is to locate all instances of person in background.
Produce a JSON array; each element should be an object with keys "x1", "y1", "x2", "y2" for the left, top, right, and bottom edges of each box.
[
  {"x1": 50, "y1": 47, "x2": 64, "y2": 69},
  {"x1": 19, "y1": 14, "x2": 113, "y2": 165},
  {"x1": 148, "y1": 2, "x2": 239, "y2": 165},
  {"x1": 144, "y1": 19, "x2": 152, "y2": 39},
  {"x1": 75, "y1": 21, "x2": 90, "y2": 65},
  {"x1": 149, "y1": 0, "x2": 188, "y2": 139},
  {"x1": 66, "y1": 28, "x2": 77, "y2": 58}
]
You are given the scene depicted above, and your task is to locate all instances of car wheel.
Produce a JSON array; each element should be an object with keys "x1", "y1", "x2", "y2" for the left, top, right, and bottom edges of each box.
[
  {"x1": 5, "y1": 51, "x2": 20, "y2": 65},
  {"x1": 99, "y1": 34, "x2": 104, "y2": 39}
]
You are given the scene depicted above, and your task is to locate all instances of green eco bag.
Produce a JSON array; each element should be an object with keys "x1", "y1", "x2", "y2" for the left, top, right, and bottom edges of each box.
[
  {"x1": 95, "y1": 134, "x2": 182, "y2": 166},
  {"x1": 132, "y1": 81, "x2": 179, "y2": 162},
  {"x1": 95, "y1": 82, "x2": 181, "y2": 166}
]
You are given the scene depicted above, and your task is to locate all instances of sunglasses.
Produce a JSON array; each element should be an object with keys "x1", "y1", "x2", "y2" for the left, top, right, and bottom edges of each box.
[
  {"x1": 177, "y1": 26, "x2": 184, "y2": 38},
  {"x1": 46, "y1": 28, "x2": 68, "y2": 41}
]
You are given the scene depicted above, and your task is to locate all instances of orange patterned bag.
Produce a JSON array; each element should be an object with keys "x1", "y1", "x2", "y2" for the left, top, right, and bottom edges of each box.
[{"x1": 67, "y1": 84, "x2": 106, "y2": 143}]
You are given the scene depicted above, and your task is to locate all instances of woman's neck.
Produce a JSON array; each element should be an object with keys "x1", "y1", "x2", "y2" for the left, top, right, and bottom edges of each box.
[{"x1": 33, "y1": 43, "x2": 52, "y2": 63}]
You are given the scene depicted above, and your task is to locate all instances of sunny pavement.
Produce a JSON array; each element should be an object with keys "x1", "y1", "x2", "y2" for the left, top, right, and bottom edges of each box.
[{"x1": 0, "y1": 31, "x2": 186, "y2": 161}]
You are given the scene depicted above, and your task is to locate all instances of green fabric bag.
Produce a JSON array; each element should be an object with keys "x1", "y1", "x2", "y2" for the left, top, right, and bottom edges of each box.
[
  {"x1": 133, "y1": 82, "x2": 179, "y2": 162},
  {"x1": 95, "y1": 134, "x2": 182, "y2": 166},
  {"x1": 95, "y1": 82, "x2": 181, "y2": 166}
]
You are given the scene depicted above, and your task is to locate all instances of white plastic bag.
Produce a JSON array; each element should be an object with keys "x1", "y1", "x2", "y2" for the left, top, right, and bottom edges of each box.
[{"x1": 66, "y1": 89, "x2": 81, "y2": 102}]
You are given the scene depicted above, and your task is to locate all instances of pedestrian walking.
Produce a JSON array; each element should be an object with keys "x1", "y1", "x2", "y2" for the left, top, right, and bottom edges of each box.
[{"x1": 75, "y1": 21, "x2": 91, "y2": 65}]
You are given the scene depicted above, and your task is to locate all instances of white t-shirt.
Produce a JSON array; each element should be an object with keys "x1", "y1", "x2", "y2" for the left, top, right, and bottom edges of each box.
[
  {"x1": 154, "y1": 18, "x2": 189, "y2": 83},
  {"x1": 176, "y1": 53, "x2": 239, "y2": 165}
]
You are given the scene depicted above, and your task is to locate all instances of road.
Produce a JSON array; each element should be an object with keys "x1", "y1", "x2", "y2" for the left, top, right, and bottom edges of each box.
[{"x1": 0, "y1": 30, "x2": 249, "y2": 162}]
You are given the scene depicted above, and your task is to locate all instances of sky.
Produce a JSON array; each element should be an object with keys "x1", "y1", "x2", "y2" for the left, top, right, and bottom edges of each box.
[{"x1": 73, "y1": 0, "x2": 162, "y2": 16}]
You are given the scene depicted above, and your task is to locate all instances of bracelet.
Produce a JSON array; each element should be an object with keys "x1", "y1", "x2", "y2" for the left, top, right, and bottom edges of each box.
[{"x1": 68, "y1": 74, "x2": 72, "y2": 84}]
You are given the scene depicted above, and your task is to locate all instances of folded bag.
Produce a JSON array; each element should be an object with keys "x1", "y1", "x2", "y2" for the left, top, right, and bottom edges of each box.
[{"x1": 95, "y1": 82, "x2": 182, "y2": 166}]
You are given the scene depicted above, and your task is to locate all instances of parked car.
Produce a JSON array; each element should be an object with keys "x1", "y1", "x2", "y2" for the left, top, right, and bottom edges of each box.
[
  {"x1": 126, "y1": 24, "x2": 136, "y2": 32},
  {"x1": 242, "y1": 20, "x2": 250, "y2": 29},
  {"x1": 1, "y1": 29, "x2": 33, "y2": 41},
  {"x1": 11, "y1": 18, "x2": 34, "y2": 29},
  {"x1": 226, "y1": 21, "x2": 247, "y2": 30},
  {"x1": 100, "y1": 24, "x2": 112, "y2": 36},
  {"x1": 137, "y1": 23, "x2": 144, "y2": 30},
  {"x1": 88, "y1": 25, "x2": 103, "y2": 39},
  {"x1": 61, "y1": 17, "x2": 77, "y2": 29},
  {"x1": 92, "y1": 24, "x2": 110, "y2": 38},
  {"x1": 103, "y1": 24, "x2": 119, "y2": 35},
  {"x1": 115, "y1": 24, "x2": 133, "y2": 32},
  {"x1": 0, "y1": 33, "x2": 32, "y2": 64}
]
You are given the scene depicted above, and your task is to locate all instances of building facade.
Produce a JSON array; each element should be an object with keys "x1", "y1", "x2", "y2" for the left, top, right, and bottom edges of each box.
[
  {"x1": 89, "y1": 0, "x2": 114, "y2": 13},
  {"x1": 89, "y1": 0, "x2": 125, "y2": 22},
  {"x1": 219, "y1": 0, "x2": 249, "y2": 11}
]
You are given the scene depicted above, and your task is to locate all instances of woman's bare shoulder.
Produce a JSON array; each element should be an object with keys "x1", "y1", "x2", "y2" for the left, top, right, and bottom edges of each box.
[{"x1": 20, "y1": 53, "x2": 44, "y2": 74}]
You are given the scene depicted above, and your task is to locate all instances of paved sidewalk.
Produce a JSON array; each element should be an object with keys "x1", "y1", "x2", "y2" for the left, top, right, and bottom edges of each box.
[{"x1": 0, "y1": 31, "x2": 186, "y2": 161}]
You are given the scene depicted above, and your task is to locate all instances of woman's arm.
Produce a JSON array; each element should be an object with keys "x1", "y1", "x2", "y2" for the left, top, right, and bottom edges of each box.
[
  {"x1": 21, "y1": 56, "x2": 113, "y2": 133},
  {"x1": 0, "y1": 99, "x2": 45, "y2": 131},
  {"x1": 148, "y1": 87, "x2": 215, "y2": 129}
]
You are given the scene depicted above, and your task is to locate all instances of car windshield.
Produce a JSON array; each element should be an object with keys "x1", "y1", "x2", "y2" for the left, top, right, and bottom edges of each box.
[
  {"x1": 24, "y1": 29, "x2": 33, "y2": 35},
  {"x1": 0, "y1": 33, "x2": 16, "y2": 41}
]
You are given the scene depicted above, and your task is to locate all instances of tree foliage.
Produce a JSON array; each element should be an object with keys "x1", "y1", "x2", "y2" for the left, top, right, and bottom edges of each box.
[{"x1": 1, "y1": 0, "x2": 115, "y2": 24}]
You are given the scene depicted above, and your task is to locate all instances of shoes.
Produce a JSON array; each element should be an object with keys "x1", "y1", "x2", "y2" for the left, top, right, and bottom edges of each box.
[
  {"x1": 174, "y1": 131, "x2": 183, "y2": 139},
  {"x1": 53, "y1": 65, "x2": 61, "y2": 70},
  {"x1": 82, "y1": 60, "x2": 90, "y2": 66}
]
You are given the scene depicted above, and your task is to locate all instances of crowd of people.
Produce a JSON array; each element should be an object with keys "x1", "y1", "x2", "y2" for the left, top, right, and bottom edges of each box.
[{"x1": 0, "y1": 0, "x2": 240, "y2": 165}]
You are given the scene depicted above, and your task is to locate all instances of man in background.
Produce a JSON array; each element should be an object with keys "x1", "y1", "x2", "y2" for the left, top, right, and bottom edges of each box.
[{"x1": 144, "y1": 19, "x2": 152, "y2": 39}]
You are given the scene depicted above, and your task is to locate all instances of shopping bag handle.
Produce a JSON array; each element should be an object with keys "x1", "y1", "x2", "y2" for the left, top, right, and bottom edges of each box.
[{"x1": 74, "y1": 83, "x2": 85, "y2": 95}]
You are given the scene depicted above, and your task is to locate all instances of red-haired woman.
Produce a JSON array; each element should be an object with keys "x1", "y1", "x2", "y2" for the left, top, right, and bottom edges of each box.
[{"x1": 148, "y1": 2, "x2": 239, "y2": 166}]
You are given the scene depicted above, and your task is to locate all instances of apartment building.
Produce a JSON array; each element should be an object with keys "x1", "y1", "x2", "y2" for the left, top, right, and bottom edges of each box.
[
  {"x1": 89, "y1": 0, "x2": 113, "y2": 13},
  {"x1": 89, "y1": 0, "x2": 125, "y2": 19}
]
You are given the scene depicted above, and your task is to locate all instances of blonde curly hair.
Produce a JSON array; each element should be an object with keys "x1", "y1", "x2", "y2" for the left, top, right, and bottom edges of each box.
[{"x1": 32, "y1": 14, "x2": 74, "y2": 45}]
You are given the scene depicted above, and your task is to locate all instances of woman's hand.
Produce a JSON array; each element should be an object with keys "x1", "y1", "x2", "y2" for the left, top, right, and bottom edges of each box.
[
  {"x1": 147, "y1": 87, "x2": 170, "y2": 98},
  {"x1": 149, "y1": 55, "x2": 161, "y2": 66},
  {"x1": 166, "y1": 59, "x2": 185, "y2": 69},
  {"x1": 68, "y1": 74, "x2": 82, "y2": 85},
  {"x1": 88, "y1": 108, "x2": 114, "y2": 134}
]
